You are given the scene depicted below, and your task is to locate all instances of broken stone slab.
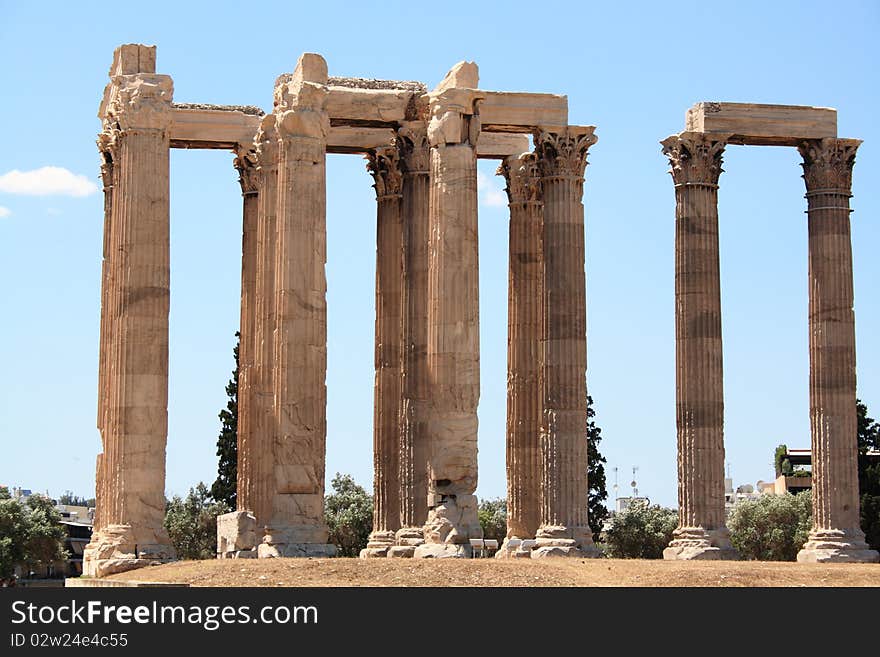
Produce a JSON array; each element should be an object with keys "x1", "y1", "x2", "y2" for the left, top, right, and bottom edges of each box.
[
  {"x1": 412, "y1": 543, "x2": 471, "y2": 559},
  {"x1": 216, "y1": 511, "x2": 257, "y2": 558},
  {"x1": 387, "y1": 546, "x2": 416, "y2": 558}
]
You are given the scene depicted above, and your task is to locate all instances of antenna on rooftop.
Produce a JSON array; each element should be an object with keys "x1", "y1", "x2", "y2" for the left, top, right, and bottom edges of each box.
[
  {"x1": 612, "y1": 467, "x2": 619, "y2": 500},
  {"x1": 630, "y1": 466, "x2": 639, "y2": 498}
]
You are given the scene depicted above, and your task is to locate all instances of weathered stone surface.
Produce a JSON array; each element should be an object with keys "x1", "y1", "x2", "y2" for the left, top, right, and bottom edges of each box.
[
  {"x1": 396, "y1": 122, "x2": 431, "y2": 544},
  {"x1": 796, "y1": 138, "x2": 878, "y2": 564},
  {"x1": 363, "y1": 145, "x2": 403, "y2": 558},
  {"x1": 412, "y1": 543, "x2": 471, "y2": 559},
  {"x1": 685, "y1": 102, "x2": 837, "y2": 146},
  {"x1": 216, "y1": 511, "x2": 257, "y2": 558},
  {"x1": 87, "y1": 46, "x2": 177, "y2": 577},
  {"x1": 418, "y1": 64, "x2": 484, "y2": 555},
  {"x1": 498, "y1": 152, "x2": 543, "y2": 545},
  {"x1": 532, "y1": 128, "x2": 600, "y2": 558},
  {"x1": 266, "y1": 53, "x2": 334, "y2": 557},
  {"x1": 661, "y1": 132, "x2": 739, "y2": 561},
  {"x1": 386, "y1": 545, "x2": 416, "y2": 558}
]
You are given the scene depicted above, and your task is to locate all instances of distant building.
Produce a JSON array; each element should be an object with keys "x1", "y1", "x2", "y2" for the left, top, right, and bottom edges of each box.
[
  {"x1": 761, "y1": 447, "x2": 879, "y2": 496},
  {"x1": 724, "y1": 478, "x2": 762, "y2": 515},
  {"x1": 615, "y1": 496, "x2": 650, "y2": 513}
]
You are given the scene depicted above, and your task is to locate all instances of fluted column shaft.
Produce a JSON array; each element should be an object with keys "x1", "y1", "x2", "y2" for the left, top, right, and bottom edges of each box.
[
  {"x1": 533, "y1": 128, "x2": 598, "y2": 556},
  {"x1": 797, "y1": 138, "x2": 877, "y2": 563},
  {"x1": 500, "y1": 153, "x2": 543, "y2": 540},
  {"x1": 261, "y1": 60, "x2": 335, "y2": 557},
  {"x1": 661, "y1": 131, "x2": 737, "y2": 560},
  {"x1": 415, "y1": 83, "x2": 484, "y2": 557},
  {"x1": 397, "y1": 124, "x2": 431, "y2": 541},
  {"x1": 87, "y1": 68, "x2": 176, "y2": 574},
  {"x1": 364, "y1": 146, "x2": 404, "y2": 554},
  {"x1": 244, "y1": 117, "x2": 279, "y2": 526},
  {"x1": 234, "y1": 147, "x2": 259, "y2": 514}
]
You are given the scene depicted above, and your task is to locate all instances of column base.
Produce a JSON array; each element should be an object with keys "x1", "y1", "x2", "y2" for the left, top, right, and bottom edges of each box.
[
  {"x1": 359, "y1": 530, "x2": 396, "y2": 558},
  {"x1": 385, "y1": 527, "x2": 424, "y2": 558},
  {"x1": 413, "y1": 494, "x2": 481, "y2": 559},
  {"x1": 83, "y1": 524, "x2": 176, "y2": 578},
  {"x1": 259, "y1": 525, "x2": 337, "y2": 558},
  {"x1": 796, "y1": 529, "x2": 880, "y2": 563},
  {"x1": 663, "y1": 526, "x2": 740, "y2": 561},
  {"x1": 494, "y1": 537, "x2": 535, "y2": 559},
  {"x1": 531, "y1": 525, "x2": 601, "y2": 559}
]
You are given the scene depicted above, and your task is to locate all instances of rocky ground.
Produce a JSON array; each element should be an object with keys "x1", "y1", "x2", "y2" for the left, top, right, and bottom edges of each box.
[{"x1": 105, "y1": 557, "x2": 880, "y2": 587}]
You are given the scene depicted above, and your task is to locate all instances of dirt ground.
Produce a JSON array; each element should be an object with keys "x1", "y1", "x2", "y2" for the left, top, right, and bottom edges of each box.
[{"x1": 106, "y1": 557, "x2": 880, "y2": 587}]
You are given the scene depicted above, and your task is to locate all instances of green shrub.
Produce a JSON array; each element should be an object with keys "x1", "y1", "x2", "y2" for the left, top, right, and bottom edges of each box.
[
  {"x1": 728, "y1": 493, "x2": 811, "y2": 561},
  {"x1": 600, "y1": 502, "x2": 677, "y2": 559}
]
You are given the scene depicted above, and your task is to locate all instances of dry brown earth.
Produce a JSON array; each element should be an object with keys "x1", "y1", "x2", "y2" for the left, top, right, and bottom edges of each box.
[{"x1": 105, "y1": 557, "x2": 880, "y2": 587}]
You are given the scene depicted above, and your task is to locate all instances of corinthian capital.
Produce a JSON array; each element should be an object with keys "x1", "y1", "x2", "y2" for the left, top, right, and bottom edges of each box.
[
  {"x1": 798, "y1": 137, "x2": 861, "y2": 192},
  {"x1": 108, "y1": 74, "x2": 174, "y2": 132},
  {"x1": 366, "y1": 146, "x2": 403, "y2": 200},
  {"x1": 535, "y1": 127, "x2": 597, "y2": 180},
  {"x1": 396, "y1": 123, "x2": 430, "y2": 174},
  {"x1": 234, "y1": 145, "x2": 259, "y2": 195},
  {"x1": 498, "y1": 152, "x2": 542, "y2": 205},
  {"x1": 661, "y1": 132, "x2": 729, "y2": 186}
]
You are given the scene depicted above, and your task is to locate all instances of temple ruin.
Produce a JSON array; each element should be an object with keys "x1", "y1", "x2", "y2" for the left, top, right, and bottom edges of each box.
[
  {"x1": 83, "y1": 45, "x2": 877, "y2": 577},
  {"x1": 662, "y1": 103, "x2": 878, "y2": 563},
  {"x1": 84, "y1": 44, "x2": 599, "y2": 576}
]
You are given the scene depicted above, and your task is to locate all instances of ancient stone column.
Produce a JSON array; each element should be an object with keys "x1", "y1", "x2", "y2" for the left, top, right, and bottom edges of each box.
[
  {"x1": 362, "y1": 145, "x2": 404, "y2": 558},
  {"x1": 796, "y1": 138, "x2": 878, "y2": 563},
  {"x1": 84, "y1": 44, "x2": 176, "y2": 577},
  {"x1": 233, "y1": 145, "x2": 259, "y2": 511},
  {"x1": 244, "y1": 116, "x2": 279, "y2": 527},
  {"x1": 219, "y1": 118, "x2": 280, "y2": 559},
  {"x1": 260, "y1": 54, "x2": 336, "y2": 558},
  {"x1": 531, "y1": 128, "x2": 600, "y2": 559},
  {"x1": 660, "y1": 131, "x2": 738, "y2": 560},
  {"x1": 414, "y1": 64, "x2": 484, "y2": 558},
  {"x1": 496, "y1": 152, "x2": 544, "y2": 558},
  {"x1": 391, "y1": 122, "x2": 431, "y2": 557}
]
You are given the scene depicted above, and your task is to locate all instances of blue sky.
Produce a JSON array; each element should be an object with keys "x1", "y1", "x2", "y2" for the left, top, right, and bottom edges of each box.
[{"x1": 1, "y1": 1, "x2": 878, "y2": 509}]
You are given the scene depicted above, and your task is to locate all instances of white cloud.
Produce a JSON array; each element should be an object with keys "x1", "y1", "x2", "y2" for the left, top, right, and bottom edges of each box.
[
  {"x1": 0, "y1": 206, "x2": 10, "y2": 218},
  {"x1": 477, "y1": 171, "x2": 508, "y2": 208},
  {"x1": 0, "y1": 166, "x2": 98, "y2": 197}
]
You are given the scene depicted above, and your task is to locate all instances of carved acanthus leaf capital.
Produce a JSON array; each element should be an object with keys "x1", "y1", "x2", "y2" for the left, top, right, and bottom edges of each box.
[
  {"x1": 535, "y1": 128, "x2": 597, "y2": 180},
  {"x1": 798, "y1": 137, "x2": 861, "y2": 192},
  {"x1": 366, "y1": 146, "x2": 403, "y2": 199},
  {"x1": 234, "y1": 145, "x2": 259, "y2": 195},
  {"x1": 107, "y1": 74, "x2": 173, "y2": 132},
  {"x1": 498, "y1": 152, "x2": 542, "y2": 205},
  {"x1": 396, "y1": 123, "x2": 430, "y2": 174},
  {"x1": 661, "y1": 132, "x2": 729, "y2": 186}
]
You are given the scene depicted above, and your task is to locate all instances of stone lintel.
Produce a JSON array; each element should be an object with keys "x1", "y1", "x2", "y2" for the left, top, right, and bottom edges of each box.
[
  {"x1": 169, "y1": 107, "x2": 532, "y2": 158},
  {"x1": 476, "y1": 132, "x2": 531, "y2": 159},
  {"x1": 326, "y1": 87, "x2": 421, "y2": 125},
  {"x1": 480, "y1": 91, "x2": 568, "y2": 132},
  {"x1": 169, "y1": 107, "x2": 261, "y2": 149},
  {"x1": 685, "y1": 101, "x2": 837, "y2": 146}
]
